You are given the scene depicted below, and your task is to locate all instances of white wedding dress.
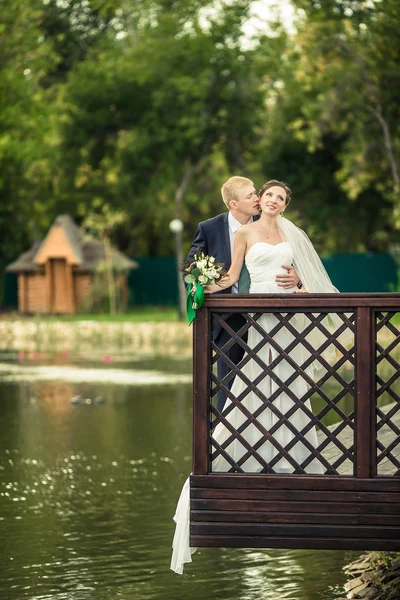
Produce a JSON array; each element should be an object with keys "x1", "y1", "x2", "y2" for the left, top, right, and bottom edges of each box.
[
  {"x1": 212, "y1": 241, "x2": 324, "y2": 474},
  {"x1": 171, "y1": 241, "x2": 324, "y2": 574}
]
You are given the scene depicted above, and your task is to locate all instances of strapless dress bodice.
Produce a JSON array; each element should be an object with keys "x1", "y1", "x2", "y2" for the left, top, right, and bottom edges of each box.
[{"x1": 245, "y1": 241, "x2": 295, "y2": 293}]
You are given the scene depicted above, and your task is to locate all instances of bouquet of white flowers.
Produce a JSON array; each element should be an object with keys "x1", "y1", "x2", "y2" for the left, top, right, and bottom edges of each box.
[{"x1": 181, "y1": 252, "x2": 226, "y2": 324}]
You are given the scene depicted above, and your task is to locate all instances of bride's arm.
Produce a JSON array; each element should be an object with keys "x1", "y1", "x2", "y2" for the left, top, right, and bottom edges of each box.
[{"x1": 205, "y1": 228, "x2": 247, "y2": 293}]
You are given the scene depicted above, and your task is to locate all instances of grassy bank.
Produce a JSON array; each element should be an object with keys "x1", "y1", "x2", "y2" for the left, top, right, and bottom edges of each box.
[
  {"x1": 0, "y1": 307, "x2": 180, "y2": 323},
  {"x1": 0, "y1": 312, "x2": 191, "y2": 357}
]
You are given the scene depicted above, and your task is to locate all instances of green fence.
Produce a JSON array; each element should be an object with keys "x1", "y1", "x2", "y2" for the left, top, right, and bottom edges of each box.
[
  {"x1": 127, "y1": 257, "x2": 179, "y2": 306},
  {"x1": 323, "y1": 252, "x2": 398, "y2": 293},
  {"x1": 2, "y1": 268, "x2": 18, "y2": 308},
  {"x1": 129, "y1": 253, "x2": 398, "y2": 304},
  {"x1": 2, "y1": 253, "x2": 398, "y2": 309}
]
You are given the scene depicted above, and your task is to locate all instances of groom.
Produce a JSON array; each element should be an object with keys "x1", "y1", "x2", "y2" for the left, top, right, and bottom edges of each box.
[{"x1": 186, "y1": 176, "x2": 300, "y2": 412}]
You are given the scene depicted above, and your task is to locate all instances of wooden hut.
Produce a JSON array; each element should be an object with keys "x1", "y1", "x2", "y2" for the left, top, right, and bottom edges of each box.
[{"x1": 7, "y1": 215, "x2": 137, "y2": 314}]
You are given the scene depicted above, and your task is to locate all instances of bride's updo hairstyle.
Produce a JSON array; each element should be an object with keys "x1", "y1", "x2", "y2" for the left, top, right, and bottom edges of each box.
[{"x1": 258, "y1": 179, "x2": 292, "y2": 206}]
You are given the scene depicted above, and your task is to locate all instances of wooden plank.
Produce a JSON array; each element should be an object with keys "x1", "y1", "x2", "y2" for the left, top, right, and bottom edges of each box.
[
  {"x1": 192, "y1": 307, "x2": 210, "y2": 475},
  {"x1": 191, "y1": 511, "x2": 400, "y2": 526},
  {"x1": 191, "y1": 511, "x2": 357, "y2": 524},
  {"x1": 190, "y1": 522, "x2": 400, "y2": 539},
  {"x1": 204, "y1": 294, "x2": 400, "y2": 310},
  {"x1": 190, "y1": 535, "x2": 400, "y2": 551},
  {"x1": 190, "y1": 498, "x2": 400, "y2": 515},
  {"x1": 191, "y1": 488, "x2": 400, "y2": 503},
  {"x1": 354, "y1": 514, "x2": 400, "y2": 526},
  {"x1": 356, "y1": 307, "x2": 374, "y2": 477},
  {"x1": 190, "y1": 475, "x2": 400, "y2": 492},
  {"x1": 192, "y1": 498, "x2": 358, "y2": 513}
]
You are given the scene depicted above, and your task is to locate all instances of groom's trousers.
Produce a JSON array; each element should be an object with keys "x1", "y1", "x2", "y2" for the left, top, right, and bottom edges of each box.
[{"x1": 213, "y1": 313, "x2": 247, "y2": 413}]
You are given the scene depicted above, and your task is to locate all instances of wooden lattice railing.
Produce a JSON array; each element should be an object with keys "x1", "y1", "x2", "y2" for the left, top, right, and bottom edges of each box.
[{"x1": 190, "y1": 294, "x2": 400, "y2": 550}]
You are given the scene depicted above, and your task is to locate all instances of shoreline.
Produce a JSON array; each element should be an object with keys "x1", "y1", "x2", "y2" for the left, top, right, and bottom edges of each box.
[
  {"x1": 0, "y1": 319, "x2": 192, "y2": 357},
  {"x1": 339, "y1": 552, "x2": 400, "y2": 600}
]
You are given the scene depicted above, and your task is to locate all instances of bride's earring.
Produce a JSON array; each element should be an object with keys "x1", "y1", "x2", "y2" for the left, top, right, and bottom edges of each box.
[{"x1": 280, "y1": 211, "x2": 284, "y2": 216}]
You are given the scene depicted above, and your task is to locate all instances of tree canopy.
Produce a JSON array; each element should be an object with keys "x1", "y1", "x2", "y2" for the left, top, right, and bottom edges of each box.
[{"x1": 0, "y1": 0, "x2": 399, "y2": 271}]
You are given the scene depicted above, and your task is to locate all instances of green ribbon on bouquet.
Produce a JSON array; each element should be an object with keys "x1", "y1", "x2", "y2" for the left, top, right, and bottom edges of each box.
[{"x1": 186, "y1": 283, "x2": 205, "y2": 325}]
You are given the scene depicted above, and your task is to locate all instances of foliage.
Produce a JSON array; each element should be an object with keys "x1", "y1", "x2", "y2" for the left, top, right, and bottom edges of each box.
[
  {"x1": 0, "y1": 0, "x2": 57, "y2": 260},
  {"x1": 0, "y1": 0, "x2": 399, "y2": 285},
  {"x1": 83, "y1": 204, "x2": 129, "y2": 313},
  {"x1": 257, "y1": 0, "x2": 400, "y2": 252}
]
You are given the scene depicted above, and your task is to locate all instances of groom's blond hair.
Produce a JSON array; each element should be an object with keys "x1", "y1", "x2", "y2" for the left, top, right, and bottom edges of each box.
[{"x1": 221, "y1": 176, "x2": 254, "y2": 208}]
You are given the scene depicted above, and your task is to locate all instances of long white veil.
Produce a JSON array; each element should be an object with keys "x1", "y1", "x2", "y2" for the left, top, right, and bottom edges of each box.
[
  {"x1": 278, "y1": 216, "x2": 339, "y2": 294},
  {"x1": 277, "y1": 215, "x2": 353, "y2": 359}
]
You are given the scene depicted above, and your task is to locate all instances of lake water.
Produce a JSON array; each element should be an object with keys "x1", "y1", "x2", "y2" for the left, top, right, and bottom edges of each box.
[{"x1": 0, "y1": 355, "x2": 359, "y2": 600}]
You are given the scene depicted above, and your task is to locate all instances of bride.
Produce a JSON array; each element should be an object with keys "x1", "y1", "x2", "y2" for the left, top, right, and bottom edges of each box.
[{"x1": 171, "y1": 179, "x2": 344, "y2": 574}]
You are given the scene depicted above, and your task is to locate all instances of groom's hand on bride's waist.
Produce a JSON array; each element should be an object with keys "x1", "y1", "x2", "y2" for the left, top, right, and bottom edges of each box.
[{"x1": 276, "y1": 265, "x2": 300, "y2": 289}]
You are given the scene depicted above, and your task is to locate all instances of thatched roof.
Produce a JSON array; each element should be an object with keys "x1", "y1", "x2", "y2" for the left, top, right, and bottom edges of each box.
[{"x1": 7, "y1": 215, "x2": 137, "y2": 274}]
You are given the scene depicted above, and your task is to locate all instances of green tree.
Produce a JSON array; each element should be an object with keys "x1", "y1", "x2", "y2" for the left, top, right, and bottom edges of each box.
[
  {"x1": 279, "y1": 0, "x2": 400, "y2": 250},
  {"x1": 54, "y1": 0, "x2": 265, "y2": 256},
  {"x1": 0, "y1": 0, "x2": 57, "y2": 263},
  {"x1": 248, "y1": 0, "x2": 400, "y2": 252},
  {"x1": 2, "y1": 0, "x2": 400, "y2": 284}
]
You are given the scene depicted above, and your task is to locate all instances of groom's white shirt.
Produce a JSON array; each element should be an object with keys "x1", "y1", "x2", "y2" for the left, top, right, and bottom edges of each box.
[{"x1": 228, "y1": 212, "x2": 253, "y2": 294}]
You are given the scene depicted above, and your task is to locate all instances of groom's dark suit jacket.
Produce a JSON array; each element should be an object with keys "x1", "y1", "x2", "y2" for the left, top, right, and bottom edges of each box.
[
  {"x1": 187, "y1": 212, "x2": 234, "y2": 293},
  {"x1": 187, "y1": 211, "x2": 260, "y2": 411},
  {"x1": 187, "y1": 212, "x2": 259, "y2": 293},
  {"x1": 187, "y1": 211, "x2": 259, "y2": 341}
]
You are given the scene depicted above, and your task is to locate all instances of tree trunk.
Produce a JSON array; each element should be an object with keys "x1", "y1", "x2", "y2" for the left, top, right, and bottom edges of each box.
[
  {"x1": 175, "y1": 162, "x2": 197, "y2": 219},
  {"x1": 338, "y1": 42, "x2": 399, "y2": 196},
  {"x1": 364, "y1": 103, "x2": 400, "y2": 195},
  {"x1": 174, "y1": 162, "x2": 198, "y2": 319},
  {"x1": 104, "y1": 237, "x2": 117, "y2": 315}
]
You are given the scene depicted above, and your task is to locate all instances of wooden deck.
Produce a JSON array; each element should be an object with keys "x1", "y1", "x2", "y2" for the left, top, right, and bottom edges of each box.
[{"x1": 189, "y1": 294, "x2": 400, "y2": 550}]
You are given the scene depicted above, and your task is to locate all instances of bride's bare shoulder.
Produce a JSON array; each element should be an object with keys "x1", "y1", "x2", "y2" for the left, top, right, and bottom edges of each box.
[
  {"x1": 239, "y1": 221, "x2": 262, "y2": 236},
  {"x1": 235, "y1": 224, "x2": 250, "y2": 235},
  {"x1": 237, "y1": 222, "x2": 256, "y2": 234},
  {"x1": 247, "y1": 220, "x2": 261, "y2": 229},
  {"x1": 236, "y1": 222, "x2": 261, "y2": 243}
]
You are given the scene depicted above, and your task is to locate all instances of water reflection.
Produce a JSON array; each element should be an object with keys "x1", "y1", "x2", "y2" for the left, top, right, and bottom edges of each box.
[
  {"x1": 0, "y1": 365, "x2": 358, "y2": 600},
  {"x1": 0, "y1": 361, "x2": 192, "y2": 385}
]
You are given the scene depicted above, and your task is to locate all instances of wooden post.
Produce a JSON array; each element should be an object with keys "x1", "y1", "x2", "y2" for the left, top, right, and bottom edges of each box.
[
  {"x1": 192, "y1": 306, "x2": 210, "y2": 475},
  {"x1": 355, "y1": 306, "x2": 375, "y2": 478},
  {"x1": 370, "y1": 311, "x2": 377, "y2": 477}
]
